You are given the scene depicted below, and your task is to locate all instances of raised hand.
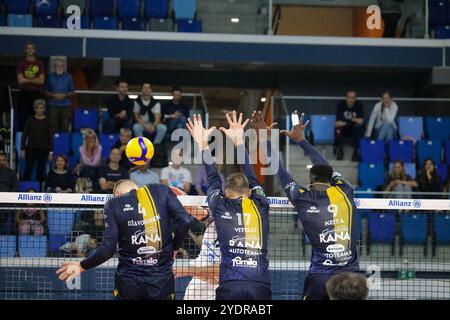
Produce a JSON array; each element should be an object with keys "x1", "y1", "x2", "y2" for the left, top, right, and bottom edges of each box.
[
  {"x1": 219, "y1": 111, "x2": 249, "y2": 146},
  {"x1": 280, "y1": 111, "x2": 310, "y2": 143},
  {"x1": 186, "y1": 114, "x2": 216, "y2": 151},
  {"x1": 56, "y1": 262, "x2": 85, "y2": 281},
  {"x1": 250, "y1": 110, "x2": 278, "y2": 133}
]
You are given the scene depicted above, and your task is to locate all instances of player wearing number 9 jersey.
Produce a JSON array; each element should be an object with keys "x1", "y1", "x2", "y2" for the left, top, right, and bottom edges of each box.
[
  {"x1": 186, "y1": 112, "x2": 271, "y2": 300},
  {"x1": 252, "y1": 111, "x2": 360, "y2": 301}
]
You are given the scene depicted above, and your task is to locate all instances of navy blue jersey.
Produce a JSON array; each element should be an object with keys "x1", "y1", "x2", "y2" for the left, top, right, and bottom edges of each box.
[
  {"x1": 204, "y1": 146, "x2": 270, "y2": 285},
  {"x1": 275, "y1": 140, "x2": 359, "y2": 274},
  {"x1": 80, "y1": 184, "x2": 191, "y2": 276}
]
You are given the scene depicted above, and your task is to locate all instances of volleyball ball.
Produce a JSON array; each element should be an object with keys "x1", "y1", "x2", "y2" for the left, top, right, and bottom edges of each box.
[{"x1": 125, "y1": 136, "x2": 154, "y2": 165}]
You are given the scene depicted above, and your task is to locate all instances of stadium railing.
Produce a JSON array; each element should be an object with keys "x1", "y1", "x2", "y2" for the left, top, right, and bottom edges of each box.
[{"x1": 0, "y1": 192, "x2": 449, "y2": 300}]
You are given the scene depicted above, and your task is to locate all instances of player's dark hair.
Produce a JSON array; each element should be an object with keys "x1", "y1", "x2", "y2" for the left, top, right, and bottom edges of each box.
[
  {"x1": 326, "y1": 272, "x2": 369, "y2": 300},
  {"x1": 115, "y1": 78, "x2": 128, "y2": 86},
  {"x1": 225, "y1": 173, "x2": 249, "y2": 195},
  {"x1": 172, "y1": 86, "x2": 182, "y2": 93},
  {"x1": 310, "y1": 165, "x2": 333, "y2": 184}
]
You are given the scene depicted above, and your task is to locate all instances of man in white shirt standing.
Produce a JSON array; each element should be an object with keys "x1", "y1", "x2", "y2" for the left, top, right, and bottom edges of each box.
[
  {"x1": 174, "y1": 213, "x2": 220, "y2": 300},
  {"x1": 161, "y1": 148, "x2": 192, "y2": 194},
  {"x1": 133, "y1": 83, "x2": 167, "y2": 145},
  {"x1": 130, "y1": 162, "x2": 160, "y2": 186}
]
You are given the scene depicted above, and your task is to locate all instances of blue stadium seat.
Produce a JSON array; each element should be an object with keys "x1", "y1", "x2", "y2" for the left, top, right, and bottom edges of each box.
[
  {"x1": 93, "y1": 16, "x2": 117, "y2": 30},
  {"x1": 416, "y1": 140, "x2": 442, "y2": 166},
  {"x1": 36, "y1": 14, "x2": 61, "y2": 28},
  {"x1": 425, "y1": 117, "x2": 450, "y2": 142},
  {"x1": 367, "y1": 212, "x2": 396, "y2": 255},
  {"x1": 358, "y1": 163, "x2": 385, "y2": 189},
  {"x1": 149, "y1": 17, "x2": 173, "y2": 31},
  {"x1": 177, "y1": 19, "x2": 202, "y2": 32},
  {"x1": 389, "y1": 162, "x2": 417, "y2": 179},
  {"x1": 122, "y1": 17, "x2": 145, "y2": 31},
  {"x1": 359, "y1": 139, "x2": 385, "y2": 163},
  {"x1": 437, "y1": 164, "x2": 448, "y2": 185},
  {"x1": 310, "y1": 115, "x2": 336, "y2": 144},
  {"x1": 34, "y1": 0, "x2": 58, "y2": 14},
  {"x1": 0, "y1": 236, "x2": 17, "y2": 257},
  {"x1": 64, "y1": 15, "x2": 90, "y2": 29},
  {"x1": 71, "y1": 132, "x2": 84, "y2": 160},
  {"x1": 7, "y1": 14, "x2": 33, "y2": 27},
  {"x1": 53, "y1": 133, "x2": 71, "y2": 157},
  {"x1": 48, "y1": 234, "x2": 69, "y2": 253},
  {"x1": 446, "y1": 140, "x2": 450, "y2": 164},
  {"x1": 435, "y1": 25, "x2": 450, "y2": 39},
  {"x1": 99, "y1": 133, "x2": 119, "y2": 158},
  {"x1": 47, "y1": 209, "x2": 74, "y2": 236},
  {"x1": 173, "y1": 0, "x2": 196, "y2": 20},
  {"x1": 89, "y1": 0, "x2": 114, "y2": 16},
  {"x1": 19, "y1": 181, "x2": 41, "y2": 192},
  {"x1": 400, "y1": 213, "x2": 427, "y2": 244},
  {"x1": 388, "y1": 140, "x2": 414, "y2": 163},
  {"x1": 434, "y1": 213, "x2": 450, "y2": 245},
  {"x1": 144, "y1": 0, "x2": 169, "y2": 18},
  {"x1": 18, "y1": 235, "x2": 47, "y2": 257},
  {"x1": 398, "y1": 116, "x2": 423, "y2": 141},
  {"x1": 74, "y1": 108, "x2": 99, "y2": 131},
  {"x1": 5, "y1": 0, "x2": 31, "y2": 14},
  {"x1": 355, "y1": 186, "x2": 375, "y2": 199},
  {"x1": 429, "y1": 1, "x2": 448, "y2": 26},
  {"x1": 117, "y1": 0, "x2": 140, "y2": 18}
]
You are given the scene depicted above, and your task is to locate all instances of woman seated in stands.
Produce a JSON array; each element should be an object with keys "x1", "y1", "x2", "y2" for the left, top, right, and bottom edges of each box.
[
  {"x1": 74, "y1": 129, "x2": 102, "y2": 188},
  {"x1": 416, "y1": 158, "x2": 441, "y2": 199},
  {"x1": 15, "y1": 188, "x2": 46, "y2": 235},
  {"x1": 45, "y1": 154, "x2": 75, "y2": 193},
  {"x1": 383, "y1": 160, "x2": 417, "y2": 199},
  {"x1": 365, "y1": 91, "x2": 398, "y2": 142}
]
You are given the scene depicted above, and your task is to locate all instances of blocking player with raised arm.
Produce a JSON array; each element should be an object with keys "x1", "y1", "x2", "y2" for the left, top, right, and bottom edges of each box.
[
  {"x1": 186, "y1": 112, "x2": 271, "y2": 300},
  {"x1": 251, "y1": 110, "x2": 359, "y2": 301},
  {"x1": 57, "y1": 179, "x2": 191, "y2": 300}
]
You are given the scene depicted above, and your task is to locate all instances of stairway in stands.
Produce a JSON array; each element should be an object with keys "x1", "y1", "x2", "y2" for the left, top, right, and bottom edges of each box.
[{"x1": 197, "y1": 0, "x2": 268, "y2": 34}]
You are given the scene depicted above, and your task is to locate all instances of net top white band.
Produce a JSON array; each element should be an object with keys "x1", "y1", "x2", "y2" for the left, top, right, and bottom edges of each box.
[{"x1": 0, "y1": 192, "x2": 449, "y2": 211}]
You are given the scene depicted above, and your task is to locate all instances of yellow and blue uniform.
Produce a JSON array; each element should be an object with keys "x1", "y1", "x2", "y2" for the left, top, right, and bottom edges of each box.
[
  {"x1": 204, "y1": 145, "x2": 271, "y2": 300},
  {"x1": 80, "y1": 184, "x2": 191, "y2": 300},
  {"x1": 275, "y1": 139, "x2": 360, "y2": 300}
]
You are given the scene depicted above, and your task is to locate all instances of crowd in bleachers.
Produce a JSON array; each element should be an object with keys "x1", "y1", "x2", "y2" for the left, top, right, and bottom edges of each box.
[{"x1": 0, "y1": 0, "x2": 202, "y2": 33}]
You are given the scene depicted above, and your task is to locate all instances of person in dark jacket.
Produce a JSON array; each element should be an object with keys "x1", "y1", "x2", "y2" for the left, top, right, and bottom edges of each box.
[
  {"x1": 416, "y1": 158, "x2": 441, "y2": 199},
  {"x1": 21, "y1": 99, "x2": 53, "y2": 182},
  {"x1": 45, "y1": 154, "x2": 75, "y2": 193}
]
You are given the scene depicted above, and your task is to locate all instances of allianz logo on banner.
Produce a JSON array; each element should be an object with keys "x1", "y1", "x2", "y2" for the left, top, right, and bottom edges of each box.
[
  {"x1": 17, "y1": 193, "x2": 53, "y2": 202},
  {"x1": 388, "y1": 199, "x2": 422, "y2": 209},
  {"x1": 268, "y1": 198, "x2": 290, "y2": 205},
  {"x1": 80, "y1": 194, "x2": 113, "y2": 203}
]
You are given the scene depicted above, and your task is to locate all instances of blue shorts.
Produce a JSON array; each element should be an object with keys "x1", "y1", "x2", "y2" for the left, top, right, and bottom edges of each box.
[
  {"x1": 216, "y1": 280, "x2": 272, "y2": 300},
  {"x1": 302, "y1": 273, "x2": 333, "y2": 300},
  {"x1": 114, "y1": 272, "x2": 175, "y2": 300}
]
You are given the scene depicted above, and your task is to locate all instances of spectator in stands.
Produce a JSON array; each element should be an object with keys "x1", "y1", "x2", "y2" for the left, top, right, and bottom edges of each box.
[
  {"x1": 45, "y1": 155, "x2": 75, "y2": 193},
  {"x1": 76, "y1": 129, "x2": 102, "y2": 183},
  {"x1": 443, "y1": 166, "x2": 450, "y2": 199},
  {"x1": 130, "y1": 162, "x2": 160, "y2": 187},
  {"x1": 416, "y1": 158, "x2": 441, "y2": 199},
  {"x1": 0, "y1": 152, "x2": 18, "y2": 235},
  {"x1": 326, "y1": 272, "x2": 369, "y2": 300},
  {"x1": 383, "y1": 160, "x2": 417, "y2": 198},
  {"x1": 194, "y1": 161, "x2": 224, "y2": 196},
  {"x1": 105, "y1": 79, "x2": 133, "y2": 133},
  {"x1": 365, "y1": 91, "x2": 398, "y2": 142},
  {"x1": 45, "y1": 59, "x2": 74, "y2": 133},
  {"x1": 161, "y1": 148, "x2": 192, "y2": 194},
  {"x1": 162, "y1": 87, "x2": 190, "y2": 134},
  {"x1": 133, "y1": 83, "x2": 167, "y2": 146},
  {"x1": 15, "y1": 189, "x2": 46, "y2": 236},
  {"x1": 111, "y1": 127, "x2": 133, "y2": 170},
  {"x1": 21, "y1": 99, "x2": 53, "y2": 183},
  {"x1": 0, "y1": 152, "x2": 18, "y2": 192},
  {"x1": 98, "y1": 148, "x2": 129, "y2": 193},
  {"x1": 16, "y1": 42, "x2": 45, "y2": 131},
  {"x1": 334, "y1": 89, "x2": 364, "y2": 161}
]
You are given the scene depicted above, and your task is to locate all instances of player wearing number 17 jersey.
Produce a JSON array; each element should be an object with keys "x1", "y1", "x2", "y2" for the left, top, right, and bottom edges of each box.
[
  {"x1": 186, "y1": 112, "x2": 271, "y2": 300},
  {"x1": 251, "y1": 111, "x2": 360, "y2": 301}
]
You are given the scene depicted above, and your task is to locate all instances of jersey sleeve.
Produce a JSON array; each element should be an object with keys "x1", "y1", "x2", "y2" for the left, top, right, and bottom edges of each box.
[
  {"x1": 284, "y1": 182, "x2": 309, "y2": 206},
  {"x1": 204, "y1": 149, "x2": 224, "y2": 212},
  {"x1": 332, "y1": 171, "x2": 353, "y2": 189},
  {"x1": 80, "y1": 201, "x2": 118, "y2": 270},
  {"x1": 164, "y1": 185, "x2": 191, "y2": 251}
]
